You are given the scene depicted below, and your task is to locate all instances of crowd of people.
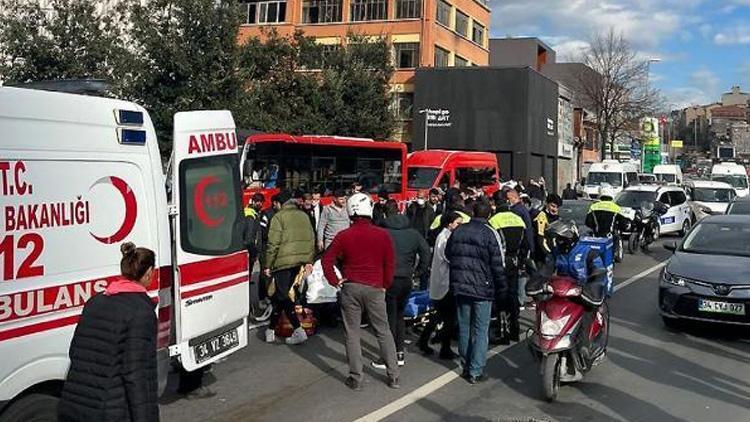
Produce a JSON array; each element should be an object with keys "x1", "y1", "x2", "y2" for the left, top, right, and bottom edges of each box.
[
  {"x1": 56, "y1": 176, "x2": 571, "y2": 421},
  {"x1": 238, "y1": 177, "x2": 567, "y2": 389}
]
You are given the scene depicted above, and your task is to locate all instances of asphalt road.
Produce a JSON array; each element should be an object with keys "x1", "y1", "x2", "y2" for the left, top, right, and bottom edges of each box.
[{"x1": 160, "y1": 238, "x2": 750, "y2": 422}]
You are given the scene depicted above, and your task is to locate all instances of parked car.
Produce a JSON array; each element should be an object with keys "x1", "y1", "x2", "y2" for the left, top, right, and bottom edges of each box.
[
  {"x1": 616, "y1": 185, "x2": 693, "y2": 236},
  {"x1": 685, "y1": 180, "x2": 736, "y2": 221},
  {"x1": 660, "y1": 215, "x2": 750, "y2": 328},
  {"x1": 726, "y1": 196, "x2": 750, "y2": 215}
]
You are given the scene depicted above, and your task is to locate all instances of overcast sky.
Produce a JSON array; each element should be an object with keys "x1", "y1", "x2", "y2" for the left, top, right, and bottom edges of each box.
[{"x1": 488, "y1": 0, "x2": 750, "y2": 109}]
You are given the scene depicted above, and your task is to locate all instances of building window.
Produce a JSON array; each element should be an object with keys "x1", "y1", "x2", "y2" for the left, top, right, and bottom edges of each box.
[
  {"x1": 434, "y1": 46, "x2": 450, "y2": 67},
  {"x1": 302, "y1": 0, "x2": 342, "y2": 23},
  {"x1": 454, "y1": 55, "x2": 468, "y2": 67},
  {"x1": 393, "y1": 42, "x2": 419, "y2": 68},
  {"x1": 472, "y1": 22, "x2": 485, "y2": 45},
  {"x1": 350, "y1": 0, "x2": 387, "y2": 21},
  {"x1": 238, "y1": 1, "x2": 287, "y2": 24},
  {"x1": 436, "y1": 0, "x2": 451, "y2": 26},
  {"x1": 395, "y1": 0, "x2": 421, "y2": 18},
  {"x1": 455, "y1": 10, "x2": 468, "y2": 37},
  {"x1": 393, "y1": 93, "x2": 414, "y2": 121}
]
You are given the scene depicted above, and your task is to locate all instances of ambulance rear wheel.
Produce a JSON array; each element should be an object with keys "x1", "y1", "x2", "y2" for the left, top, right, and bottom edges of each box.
[{"x1": 1, "y1": 393, "x2": 59, "y2": 422}]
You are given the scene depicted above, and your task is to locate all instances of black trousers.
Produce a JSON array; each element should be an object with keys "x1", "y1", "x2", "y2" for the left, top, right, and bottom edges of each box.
[
  {"x1": 419, "y1": 291, "x2": 456, "y2": 352},
  {"x1": 269, "y1": 268, "x2": 300, "y2": 330},
  {"x1": 495, "y1": 259, "x2": 520, "y2": 331},
  {"x1": 386, "y1": 276, "x2": 412, "y2": 353}
]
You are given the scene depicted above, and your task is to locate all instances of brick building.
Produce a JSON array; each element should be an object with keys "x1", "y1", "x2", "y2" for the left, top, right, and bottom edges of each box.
[{"x1": 236, "y1": 0, "x2": 491, "y2": 144}]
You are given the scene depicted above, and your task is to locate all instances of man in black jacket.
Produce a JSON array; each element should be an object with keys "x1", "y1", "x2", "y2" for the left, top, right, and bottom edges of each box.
[
  {"x1": 373, "y1": 201, "x2": 430, "y2": 369},
  {"x1": 243, "y1": 193, "x2": 265, "y2": 296},
  {"x1": 446, "y1": 200, "x2": 507, "y2": 384}
]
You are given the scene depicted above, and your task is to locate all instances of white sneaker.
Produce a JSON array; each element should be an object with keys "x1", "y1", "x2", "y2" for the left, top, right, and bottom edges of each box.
[
  {"x1": 265, "y1": 329, "x2": 275, "y2": 343},
  {"x1": 285, "y1": 327, "x2": 308, "y2": 345}
]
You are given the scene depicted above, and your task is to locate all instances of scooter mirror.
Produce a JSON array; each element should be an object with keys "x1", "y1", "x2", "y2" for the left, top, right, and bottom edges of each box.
[{"x1": 663, "y1": 241, "x2": 677, "y2": 253}]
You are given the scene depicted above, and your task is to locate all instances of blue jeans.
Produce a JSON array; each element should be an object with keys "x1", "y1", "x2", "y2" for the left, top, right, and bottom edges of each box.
[{"x1": 455, "y1": 295, "x2": 492, "y2": 378}]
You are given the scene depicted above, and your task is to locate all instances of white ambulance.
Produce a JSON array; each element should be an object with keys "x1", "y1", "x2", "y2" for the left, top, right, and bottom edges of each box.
[{"x1": 0, "y1": 87, "x2": 249, "y2": 420}]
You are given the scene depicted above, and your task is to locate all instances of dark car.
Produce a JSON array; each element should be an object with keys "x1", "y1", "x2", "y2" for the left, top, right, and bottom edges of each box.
[
  {"x1": 726, "y1": 196, "x2": 750, "y2": 215},
  {"x1": 660, "y1": 215, "x2": 750, "y2": 328}
]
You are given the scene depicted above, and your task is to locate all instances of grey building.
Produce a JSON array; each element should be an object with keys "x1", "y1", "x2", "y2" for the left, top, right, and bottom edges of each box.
[
  {"x1": 413, "y1": 66, "x2": 560, "y2": 191},
  {"x1": 489, "y1": 37, "x2": 556, "y2": 72}
]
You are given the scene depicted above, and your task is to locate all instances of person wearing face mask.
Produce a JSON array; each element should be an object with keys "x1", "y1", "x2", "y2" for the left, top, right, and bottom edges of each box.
[
  {"x1": 59, "y1": 242, "x2": 159, "y2": 422},
  {"x1": 407, "y1": 190, "x2": 434, "y2": 240}
]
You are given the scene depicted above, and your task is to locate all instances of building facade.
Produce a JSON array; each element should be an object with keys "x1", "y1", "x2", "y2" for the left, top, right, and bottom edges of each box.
[
  {"x1": 413, "y1": 67, "x2": 561, "y2": 192},
  {"x1": 236, "y1": 0, "x2": 491, "y2": 144}
]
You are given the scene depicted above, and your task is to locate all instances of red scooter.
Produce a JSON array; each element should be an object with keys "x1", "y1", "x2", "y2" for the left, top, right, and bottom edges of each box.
[{"x1": 528, "y1": 274, "x2": 609, "y2": 401}]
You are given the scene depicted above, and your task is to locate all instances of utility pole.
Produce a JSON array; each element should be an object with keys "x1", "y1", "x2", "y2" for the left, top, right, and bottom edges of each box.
[{"x1": 418, "y1": 109, "x2": 430, "y2": 150}]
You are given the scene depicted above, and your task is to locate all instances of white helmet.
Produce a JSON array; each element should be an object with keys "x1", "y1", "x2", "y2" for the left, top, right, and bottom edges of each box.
[
  {"x1": 347, "y1": 192, "x2": 373, "y2": 218},
  {"x1": 598, "y1": 186, "x2": 615, "y2": 200}
]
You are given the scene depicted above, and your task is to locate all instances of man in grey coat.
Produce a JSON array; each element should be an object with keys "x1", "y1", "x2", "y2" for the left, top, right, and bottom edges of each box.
[{"x1": 317, "y1": 189, "x2": 350, "y2": 250}]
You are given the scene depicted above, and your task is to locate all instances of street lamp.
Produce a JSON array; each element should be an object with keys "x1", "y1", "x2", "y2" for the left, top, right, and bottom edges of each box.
[{"x1": 418, "y1": 109, "x2": 430, "y2": 151}]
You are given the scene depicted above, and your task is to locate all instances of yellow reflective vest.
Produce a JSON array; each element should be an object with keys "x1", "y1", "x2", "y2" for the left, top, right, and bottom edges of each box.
[
  {"x1": 587, "y1": 200, "x2": 621, "y2": 214},
  {"x1": 489, "y1": 211, "x2": 526, "y2": 230},
  {"x1": 430, "y1": 210, "x2": 471, "y2": 230}
]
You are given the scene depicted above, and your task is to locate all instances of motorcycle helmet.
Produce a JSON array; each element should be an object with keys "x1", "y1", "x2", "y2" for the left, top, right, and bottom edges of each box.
[
  {"x1": 346, "y1": 192, "x2": 373, "y2": 218},
  {"x1": 640, "y1": 201, "x2": 654, "y2": 218},
  {"x1": 598, "y1": 186, "x2": 616, "y2": 201},
  {"x1": 545, "y1": 220, "x2": 580, "y2": 255}
]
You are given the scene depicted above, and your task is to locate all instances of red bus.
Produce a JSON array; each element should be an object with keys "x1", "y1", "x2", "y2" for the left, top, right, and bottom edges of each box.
[
  {"x1": 239, "y1": 133, "x2": 407, "y2": 207},
  {"x1": 406, "y1": 150, "x2": 500, "y2": 199}
]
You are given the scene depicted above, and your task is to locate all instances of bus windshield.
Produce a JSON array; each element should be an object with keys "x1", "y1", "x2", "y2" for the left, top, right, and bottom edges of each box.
[
  {"x1": 408, "y1": 167, "x2": 440, "y2": 190},
  {"x1": 243, "y1": 141, "x2": 404, "y2": 195}
]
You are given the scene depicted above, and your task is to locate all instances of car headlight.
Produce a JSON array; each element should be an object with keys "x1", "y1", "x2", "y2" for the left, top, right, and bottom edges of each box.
[{"x1": 662, "y1": 270, "x2": 686, "y2": 287}]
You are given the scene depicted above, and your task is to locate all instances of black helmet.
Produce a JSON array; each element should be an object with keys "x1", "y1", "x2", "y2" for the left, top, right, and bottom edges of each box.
[{"x1": 545, "y1": 220, "x2": 579, "y2": 254}]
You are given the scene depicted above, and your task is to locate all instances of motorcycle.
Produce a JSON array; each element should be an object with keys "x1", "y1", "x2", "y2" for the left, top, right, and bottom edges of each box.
[
  {"x1": 623, "y1": 201, "x2": 669, "y2": 254},
  {"x1": 527, "y1": 273, "x2": 609, "y2": 402}
]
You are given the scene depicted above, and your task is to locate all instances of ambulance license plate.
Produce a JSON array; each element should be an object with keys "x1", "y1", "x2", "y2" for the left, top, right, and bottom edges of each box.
[
  {"x1": 698, "y1": 299, "x2": 745, "y2": 316},
  {"x1": 194, "y1": 328, "x2": 240, "y2": 363}
]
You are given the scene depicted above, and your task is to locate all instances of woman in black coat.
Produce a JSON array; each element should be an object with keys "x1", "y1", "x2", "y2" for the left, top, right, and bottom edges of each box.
[{"x1": 58, "y1": 242, "x2": 159, "y2": 422}]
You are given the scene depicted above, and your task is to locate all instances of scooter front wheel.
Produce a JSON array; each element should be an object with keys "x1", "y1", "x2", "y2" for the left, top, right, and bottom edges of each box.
[
  {"x1": 614, "y1": 236, "x2": 624, "y2": 263},
  {"x1": 627, "y1": 232, "x2": 639, "y2": 255},
  {"x1": 541, "y1": 354, "x2": 561, "y2": 402}
]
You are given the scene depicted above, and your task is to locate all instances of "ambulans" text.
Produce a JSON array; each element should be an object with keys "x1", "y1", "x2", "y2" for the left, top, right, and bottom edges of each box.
[{"x1": 187, "y1": 132, "x2": 237, "y2": 155}]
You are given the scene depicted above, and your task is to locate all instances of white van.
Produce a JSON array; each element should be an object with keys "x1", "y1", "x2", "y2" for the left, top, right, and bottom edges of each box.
[
  {"x1": 582, "y1": 160, "x2": 639, "y2": 199},
  {"x1": 711, "y1": 163, "x2": 749, "y2": 197},
  {"x1": 653, "y1": 164, "x2": 683, "y2": 185},
  {"x1": 0, "y1": 87, "x2": 249, "y2": 420}
]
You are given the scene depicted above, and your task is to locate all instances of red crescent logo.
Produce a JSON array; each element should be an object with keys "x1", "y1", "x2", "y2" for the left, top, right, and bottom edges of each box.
[
  {"x1": 89, "y1": 176, "x2": 138, "y2": 244},
  {"x1": 193, "y1": 175, "x2": 225, "y2": 228}
]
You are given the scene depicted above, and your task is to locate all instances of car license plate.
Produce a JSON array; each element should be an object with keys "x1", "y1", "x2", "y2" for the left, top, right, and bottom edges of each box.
[
  {"x1": 661, "y1": 216, "x2": 675, "y2": 224},
  {"x1": 698, "y1": 299, "x2": 745, "y2": 315},
  {"x1": 194, "y1": 328, "x2": 240, "y2": 364}
]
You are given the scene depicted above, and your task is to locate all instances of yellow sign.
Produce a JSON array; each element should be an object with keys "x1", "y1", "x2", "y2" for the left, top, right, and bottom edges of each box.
[{"x1": 671, "y1": 140, "x2": 683, "y2": 148}]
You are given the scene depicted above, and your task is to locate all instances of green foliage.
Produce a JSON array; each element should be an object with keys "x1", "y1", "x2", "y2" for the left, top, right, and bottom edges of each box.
[
  {"x1": 236, "y1": 30, "x2": 397, "y2": 140},
  {"x1": 0, "y1": 0, "x2": 398, "y2": 153},
  {"x1": 121, "y1": 0, "x2": 245, "y2": 153},
  {"x1": 0, "y1": 0, "x2": 127, "y2": 83}
]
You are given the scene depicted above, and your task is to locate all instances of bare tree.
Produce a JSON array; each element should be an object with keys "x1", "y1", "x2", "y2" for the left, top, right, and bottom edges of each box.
[{"x1": 573, "y1": 29, "x2": 661, "y2": 160}]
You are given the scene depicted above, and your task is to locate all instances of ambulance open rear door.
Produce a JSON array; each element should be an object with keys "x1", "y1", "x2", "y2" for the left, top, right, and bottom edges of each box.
[{"x1": 169, "y1": 110, "x2": 249, "y2": 371}]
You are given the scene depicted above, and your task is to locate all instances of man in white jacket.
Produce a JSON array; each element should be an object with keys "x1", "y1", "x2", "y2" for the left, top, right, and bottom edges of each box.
[{"x1": 417, "y1": 211, "x2": 464, "y2": 358}]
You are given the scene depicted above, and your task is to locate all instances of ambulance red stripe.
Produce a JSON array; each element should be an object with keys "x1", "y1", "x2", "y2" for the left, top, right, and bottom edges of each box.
[
  {"x1": 180, "y1": 275, "x2": 246, "y2": 299},
  {"x1": 179, "y1": 252, "x2": 248, "y2": 286}
]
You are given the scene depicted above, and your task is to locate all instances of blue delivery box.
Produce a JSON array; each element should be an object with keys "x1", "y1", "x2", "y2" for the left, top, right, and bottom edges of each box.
[{"x1": 578, "y1": 236, "x2": 615, "y2": 295}]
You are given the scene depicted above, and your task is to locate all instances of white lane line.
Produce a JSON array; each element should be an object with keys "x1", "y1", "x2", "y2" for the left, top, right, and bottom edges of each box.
[
  {"x1": 354, "y1": 261, "x2": 668, "y2": 422},
  {"x1": 614, "y1": 262, "x2": 667, "y2": 292}
]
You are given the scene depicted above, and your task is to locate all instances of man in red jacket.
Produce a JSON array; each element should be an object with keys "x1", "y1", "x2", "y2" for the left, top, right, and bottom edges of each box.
[{"x1": 322, "y1": 193, "x2": 399, "y2": 391}]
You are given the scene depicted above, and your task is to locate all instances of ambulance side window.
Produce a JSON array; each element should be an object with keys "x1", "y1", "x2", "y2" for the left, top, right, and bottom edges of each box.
[{"x1": 179, "y1": 155, "x2": 243, "y2": 255}]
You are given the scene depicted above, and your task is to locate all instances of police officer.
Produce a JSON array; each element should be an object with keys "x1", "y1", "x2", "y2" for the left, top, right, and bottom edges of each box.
[
  {"x1": 585, "y1": 186, "x2": 622, "y2": 237},
  {"x1": 489, "y1": 195, "x2": 527, "y2": 344},
  {"x1": 533, "y1": 193, "x2": 562, "y2": 266}
]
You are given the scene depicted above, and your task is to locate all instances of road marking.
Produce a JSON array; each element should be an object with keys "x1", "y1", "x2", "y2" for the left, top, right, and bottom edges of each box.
[
  {"x1": 353, "y1": 261, "x2": 668, "y2": 422},
  {"x1": 614, "y1": 262, "x2": 667, "y2": 292}
]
